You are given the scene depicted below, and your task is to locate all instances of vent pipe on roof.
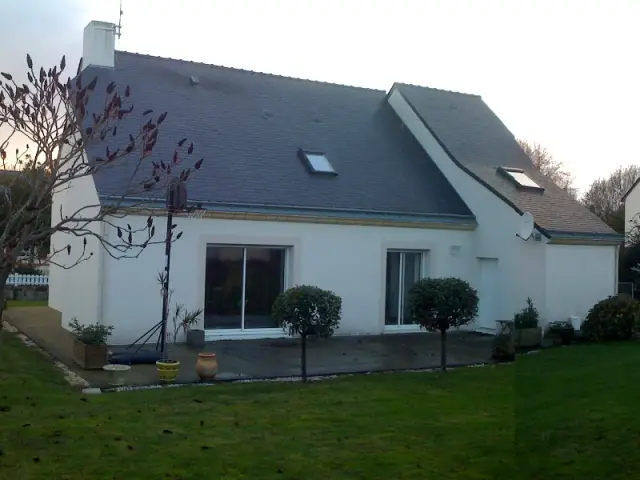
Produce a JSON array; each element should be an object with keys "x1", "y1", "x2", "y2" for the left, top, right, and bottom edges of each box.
[{"x1": 82, "y1": 21, "x2": 116, "y2": 70}]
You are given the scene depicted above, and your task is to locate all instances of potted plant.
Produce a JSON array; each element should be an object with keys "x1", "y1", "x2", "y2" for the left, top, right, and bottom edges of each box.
[
  {"x1": 546, "y1": 321, "x2": 575, "y2": 346},
  {"x1": 156, "y1": 303, "x2": 203, "y2": 383},
  {"x1": 69, "y1": 317, "x2": 114, "y2": 370},
  {"x1": 514, "y1": 298, "x2": 542, "y2": 349},
  {"x1": 492, "y1": 320, "x2": 515, "y2": 361}
]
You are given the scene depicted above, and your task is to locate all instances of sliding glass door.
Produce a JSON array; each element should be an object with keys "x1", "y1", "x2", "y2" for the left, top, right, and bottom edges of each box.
[
  {"x1": 204, "y1": 246, "x2": 286, "y2": 330},
  {"x1": 385, "y1": 251, "x2": 422, "y2": 326}
]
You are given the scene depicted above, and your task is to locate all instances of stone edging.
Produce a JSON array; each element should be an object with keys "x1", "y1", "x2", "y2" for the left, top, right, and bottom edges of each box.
[
  {"x1": 1, "y1": 320, "x2": 90, "y2": 388},
  {"x1": 96, "y1": 361, "x2": 510, "y2": 395}
]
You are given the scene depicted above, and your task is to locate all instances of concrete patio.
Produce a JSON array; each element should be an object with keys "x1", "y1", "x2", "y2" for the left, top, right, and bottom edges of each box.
[{"x1": 4, "y1": 306, "x2": 495, "y2": 389}]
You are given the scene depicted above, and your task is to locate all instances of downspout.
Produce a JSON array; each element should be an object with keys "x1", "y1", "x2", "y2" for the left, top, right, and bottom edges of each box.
[
  {"x1": 96, "y1": 218, "x2": 106, "y2": 325},
  {"x1": 615, "y1": 244, "x2": 620, "y2": 295}
]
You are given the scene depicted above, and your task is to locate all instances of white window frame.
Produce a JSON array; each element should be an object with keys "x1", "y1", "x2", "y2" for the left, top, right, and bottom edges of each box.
[
  {"x1": 384, "y1": 250, "x2": 427, "y2": 332},
  {"x1": 204, "y1": 244, "x2": 291, "y2": 339}
]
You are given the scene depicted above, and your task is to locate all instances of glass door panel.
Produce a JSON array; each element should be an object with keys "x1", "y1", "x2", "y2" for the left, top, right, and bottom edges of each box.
[
  {"x1": 243, "y1": 248, "x2": 286, "y2": 329},
  {"x1": 385, "y1": 252, "x2": 401, "y2": 325},
  {"x1": 401, "y1": 252, "x2": 422, "y2": 324},
  {"x1": 204, "y1": 246, "x2": 244, "y2": 329},
  {"x1": 385, "y1": 251, "x2": 422, "y2": 326}
]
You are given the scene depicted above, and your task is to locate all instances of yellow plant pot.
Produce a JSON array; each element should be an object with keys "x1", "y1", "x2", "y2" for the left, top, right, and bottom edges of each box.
[{"x1": 156, "y1": 359, "x2": 180, "y2": 383}]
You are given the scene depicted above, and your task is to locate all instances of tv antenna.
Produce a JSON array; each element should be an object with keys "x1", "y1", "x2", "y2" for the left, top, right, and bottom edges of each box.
[{"x1": 114, "y1": 0, "x2": 124, "y2": 39}]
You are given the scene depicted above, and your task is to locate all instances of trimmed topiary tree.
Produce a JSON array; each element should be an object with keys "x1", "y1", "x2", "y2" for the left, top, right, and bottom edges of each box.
[
  {"x1": 582, "y1": 295, "x2": 640, "y2": 342},
  {"x1": 407, "y1": 277, "x2": 479, "y2": 372},
  {"x1": 271, "y1": 285, "x2": 342, "y2": 381}
]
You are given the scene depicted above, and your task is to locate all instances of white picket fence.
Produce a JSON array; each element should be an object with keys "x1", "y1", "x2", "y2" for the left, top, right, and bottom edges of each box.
[{"x1": 6, "y1": 274, "x2": 49, "y2": 286}]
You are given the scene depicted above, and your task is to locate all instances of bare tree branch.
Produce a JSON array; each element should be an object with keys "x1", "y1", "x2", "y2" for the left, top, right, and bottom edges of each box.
[
  {"x1": 0, "y1": 54, "x2": 205, "y2": 321},
  {"x1": 518, "y1": 139, "x2": 577, "y2": 198}
]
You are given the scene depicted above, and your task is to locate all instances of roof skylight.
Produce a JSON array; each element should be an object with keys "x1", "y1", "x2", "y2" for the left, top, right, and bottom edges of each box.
[
  {"x1": 498, "y1": 167, "x2": 544, "y2": 191},
  {"x1": 299, "y1": 150, "x2": 336, "y2": 174}
]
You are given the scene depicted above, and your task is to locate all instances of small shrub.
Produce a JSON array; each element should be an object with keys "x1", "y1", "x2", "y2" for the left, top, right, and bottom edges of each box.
[
  {"x1": 514, "y1": 298, "x2": 539, "y2": 329},
  {"x1": 582, "y1": 295, "x2": 640, "y2": 342},
  {"x1": 68, "y1": 317, "x2": 114, "y2": 345},
  {"x1": 272, "y1": 285, "x2": 342, "y2": 380},
  {"x1": 407, "y1": 277, "x2": 479, "y2": 371},
  {"x1": 545, "y1": 321, "x2": 575, "y2": 345}
]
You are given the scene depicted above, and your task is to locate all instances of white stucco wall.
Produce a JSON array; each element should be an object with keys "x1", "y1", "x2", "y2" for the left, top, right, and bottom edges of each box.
[
  {"x1": 388, "y1": 90, "x2": 549, "y2": 324},
  {"x1": 387, "y1": 89, "x2": 616, "y2": 327},
  {"x1": 48, "y1": 149, "x2": 103, "y2": 332},
  {"x1": 625, "y1": 184, "x2": 640, "y2": 238},
  {"x1": 101, "y1": 214, "x2": 477, "y2": 345},
  {"x1": 545, "y1": 244, "x2": 617, "y2": 324}
]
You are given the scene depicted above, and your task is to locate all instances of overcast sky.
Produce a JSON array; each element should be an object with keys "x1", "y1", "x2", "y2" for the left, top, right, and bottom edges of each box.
[{"x1": 2, "y1": 0, "x2": 639, "y2": 194}]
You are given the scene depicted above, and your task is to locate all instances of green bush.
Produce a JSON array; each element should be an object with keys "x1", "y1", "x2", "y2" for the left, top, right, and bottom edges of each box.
[
  {"x1": 272, "y1": 285, "x2": 342, "y2": 338},
  {"x1": 514, "y1": 298, "x2": 539, "y2": 329},
  {"x1": 407, "y1": 277, "x2": 479, "y2": 371},
  {"x1": 68, "y1": 317, "x2": 114, "y2": 345},
  {"x1": 582, "y1": 296, "x2": 640, "y2": 342},
  {"x1": 272, "y1": 285, "x2": 342, "y2": 381},
  {"x1": 545, "y1": 321, "x2": 575, "y2": 345}
]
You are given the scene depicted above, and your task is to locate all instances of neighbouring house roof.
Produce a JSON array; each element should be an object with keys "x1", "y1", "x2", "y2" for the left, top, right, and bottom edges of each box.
[
  {"x1": 393, "y1": 83, "x2": 620, "y2": 239},
  {"x1": 80, "y1": 52, "x2": 475, "y2": 225}
]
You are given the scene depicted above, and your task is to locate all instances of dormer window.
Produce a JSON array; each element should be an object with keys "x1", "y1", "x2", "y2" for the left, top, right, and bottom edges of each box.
[
  {"x1": 498, "y1": 166, "x2": 544, "y2": 191},
  {"x1": 299, "y1": 149, "x2": 336, "y2": 174}
]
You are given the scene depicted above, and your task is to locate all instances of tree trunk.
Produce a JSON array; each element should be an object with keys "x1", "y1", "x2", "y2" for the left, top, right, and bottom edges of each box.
[
  {"x1": 301, "y1": 333, "x2": 307, "y2": 382},
  {"x1": 440, "y1": 329, "x2": 447, "y2": 372},
  {"x1": 0, "y1": 267, "x2": 12, "y2": 352}
]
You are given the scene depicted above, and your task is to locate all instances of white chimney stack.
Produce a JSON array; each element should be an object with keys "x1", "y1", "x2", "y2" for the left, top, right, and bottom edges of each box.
[{"x1": 82, "y1": 21, "x2": 116, "y2": 70}]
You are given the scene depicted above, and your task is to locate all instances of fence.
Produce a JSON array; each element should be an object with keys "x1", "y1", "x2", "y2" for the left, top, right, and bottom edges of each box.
[{"x1": 6, "y1": 274, "x2": 49, "y2": 287}]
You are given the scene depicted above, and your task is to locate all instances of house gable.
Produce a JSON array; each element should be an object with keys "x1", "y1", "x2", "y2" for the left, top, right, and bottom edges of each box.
[{"x1": 390, "y1": 83, "x2": 621, "y2": 244}]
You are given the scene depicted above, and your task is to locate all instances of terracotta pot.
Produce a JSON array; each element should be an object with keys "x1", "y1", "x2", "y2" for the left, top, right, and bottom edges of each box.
[{"x1": 195, "y1": 353, "x2": 218, "y2": 381}]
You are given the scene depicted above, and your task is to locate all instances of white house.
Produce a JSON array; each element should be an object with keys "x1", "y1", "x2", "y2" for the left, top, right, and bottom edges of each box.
[
  {"x1": 49, "y1": 21, "x2": 622, "y2": 345},
  {"x1": 623, "y1": 178, "x2": 640, "y2": 239}
]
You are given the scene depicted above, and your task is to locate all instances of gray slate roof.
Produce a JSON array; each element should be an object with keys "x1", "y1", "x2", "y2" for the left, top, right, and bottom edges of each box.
[
  {"x1": 82, "y1": 52, "x2": 473, "y2": 222},
  {"x1": 395, "y1": 83, "x2": 617, "y2": 237}
]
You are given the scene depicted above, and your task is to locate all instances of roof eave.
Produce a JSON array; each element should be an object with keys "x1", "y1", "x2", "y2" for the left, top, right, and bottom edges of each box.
[
  {"x1": 98, "y1": 195, "x2": 478, "y2": 230},
  {"x1": 546, "y1": 230, "x2": 624, "y2": 246}
]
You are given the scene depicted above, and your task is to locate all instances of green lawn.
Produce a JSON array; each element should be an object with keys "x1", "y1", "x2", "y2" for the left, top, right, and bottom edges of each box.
[
  {"x1": 0, "y1": 332, "x2": 638, "y2": 480},
  {"x1": 6, "y1": 299, "x2": 48, "y2": 308}
]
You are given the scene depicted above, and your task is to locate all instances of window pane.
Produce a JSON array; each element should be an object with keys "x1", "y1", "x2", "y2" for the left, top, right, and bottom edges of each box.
[
  {"x1": 243, "y1": 248, "x2": 286, "y2": 329},
  {"x1": 401, "y1": 252, "x2": 422, "y2": 324},
  {"x1": 306, "y1": 153, "x2": 334, "y2": 173},
  {"x1": 508, "y1": 171, "x2": 541, "y2": 189},
  {"x1": 385, "y1": 252, "x2": 401, "y2": 325},
  {"x1": 204, "y1": 246, "x2": 244, "y2": 329}
]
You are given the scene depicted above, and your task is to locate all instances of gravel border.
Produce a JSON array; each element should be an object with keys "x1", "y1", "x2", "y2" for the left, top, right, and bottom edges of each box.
[{"x1": 2, "y1": 320, "x2": 90, "y2": 388}]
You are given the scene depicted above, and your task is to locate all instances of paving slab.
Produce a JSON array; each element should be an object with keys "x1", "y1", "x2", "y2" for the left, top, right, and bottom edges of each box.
[{"x1": 4, "y1": 307, "x2": 495, "y2": 389}]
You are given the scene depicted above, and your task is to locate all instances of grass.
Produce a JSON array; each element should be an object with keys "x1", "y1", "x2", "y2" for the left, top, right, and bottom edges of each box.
[
  {"x1": 0, "y1": 334, "x2": 638, "y2": 479},
  {"x1": 6, "y1": 299, "x2": 48, "y2": 308}
]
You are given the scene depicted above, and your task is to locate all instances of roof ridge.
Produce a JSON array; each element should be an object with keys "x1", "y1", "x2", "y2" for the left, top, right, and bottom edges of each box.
[
  {"x1": 394, "y1": 81, "x2": 481, "y2": 98},
  {"x1": 115, "y1": 50, "x2": 386, "y2": 93}
]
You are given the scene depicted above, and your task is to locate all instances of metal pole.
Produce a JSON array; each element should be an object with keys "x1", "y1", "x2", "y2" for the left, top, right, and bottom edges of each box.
[{"x1": 159, "y1": 208, "x2": 173, "y2": 356}]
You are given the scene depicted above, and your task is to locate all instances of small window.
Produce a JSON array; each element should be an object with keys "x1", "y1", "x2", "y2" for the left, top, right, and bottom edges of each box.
[
  {"x1": 299, "y1": 150, "x2": 336, "y2": 174},
  {"x1": 498, "y1": 167, "x2": 544, "y2": 191}
]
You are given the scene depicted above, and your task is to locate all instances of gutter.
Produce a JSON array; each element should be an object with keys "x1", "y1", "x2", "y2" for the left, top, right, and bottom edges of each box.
[{"x1": 97, "y1": 195, "x2": 478, "y2": 228}]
